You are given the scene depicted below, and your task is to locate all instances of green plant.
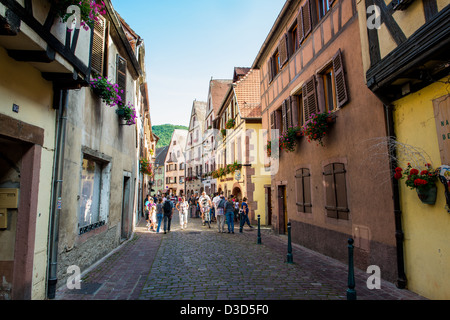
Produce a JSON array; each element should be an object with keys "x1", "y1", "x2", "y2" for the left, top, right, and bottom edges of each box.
[
  {"x1": 51, "y1": 0, "x2": 106, "y2": 31},
  {"x1": 303, "y1": 111, "x2": 335, "y2": 146},
  {"x1": 116, "y1": 102, "x2": 137, "y2": 126},
  {"x1": 90, "y1": 75, "x2": 123, "y2": 107},
  {"x1": 139, "y1": 158, "x2": 153, "y2": 176},
  {"x1": 226, "y1": 118, "x2": 235, "y2": 129},
  {"x1": 279, "y1": 126, "x2": 302, "y2": 152},
  {"x1": 394, "y1": 163, "x2": 438, "y2": 192}
]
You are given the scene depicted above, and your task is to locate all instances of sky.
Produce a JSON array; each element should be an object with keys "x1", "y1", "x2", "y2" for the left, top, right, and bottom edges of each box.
[{"x1": 111, "y1": 0, "x2": 287, "y2": 127}]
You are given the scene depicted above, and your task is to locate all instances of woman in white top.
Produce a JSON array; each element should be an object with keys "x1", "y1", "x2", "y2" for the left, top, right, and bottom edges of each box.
[{"x1": 176, "y1": 196, "x2": 189, "y2": 230}]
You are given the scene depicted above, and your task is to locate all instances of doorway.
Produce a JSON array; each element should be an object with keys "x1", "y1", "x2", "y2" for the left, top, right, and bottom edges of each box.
[
  {"x1": 121, "y1": 175, "x2": 131, "y2": 240},
  {"x1": 278, "y1": 185, "x2": 287, "y2": 234}
]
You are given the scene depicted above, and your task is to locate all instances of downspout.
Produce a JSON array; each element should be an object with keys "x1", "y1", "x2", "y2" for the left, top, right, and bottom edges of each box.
[
  {"x1": 384, "y1": 103, "x2": 407, "y2": 289},
  {"x1": 47, "y1": 89, "x2": 69, "y2": 299}
]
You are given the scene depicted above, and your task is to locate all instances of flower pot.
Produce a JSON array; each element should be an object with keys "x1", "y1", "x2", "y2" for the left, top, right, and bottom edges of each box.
[
  {"x1": 326, "y1": 114, "x2": 337, "y2": 124},
  {"x1": 416, "y1": 184, "x2": 437, "y2": 205}
]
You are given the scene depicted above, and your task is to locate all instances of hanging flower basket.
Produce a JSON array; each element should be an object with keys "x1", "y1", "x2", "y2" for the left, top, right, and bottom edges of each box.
[
  {"x1": 226, "y1": 118, "x2": 236, "y2": 129},
  {"x1": 303, "y1": 111, "x2": 336, "y2": 146},
  {"x1": 416, "y1": 185, "x2": 437, "y2": 205},
  {"x1": 394, "y1": 163, "x2": 438, "y2": 205},
  {"x1": 90, "y1": 75, "x2": 123, "y2": 107},
  {"x1": 279, "y1": 126, "x2": 302, "y2": 153},
  {"x1": 116, "y1": 102, "x2": 137, "y2": 126}
]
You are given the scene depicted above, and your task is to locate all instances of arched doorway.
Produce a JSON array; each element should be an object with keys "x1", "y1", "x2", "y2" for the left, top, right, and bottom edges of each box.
[{"x1": 232, "y1": 186, "x2": 242, "y2": 201}]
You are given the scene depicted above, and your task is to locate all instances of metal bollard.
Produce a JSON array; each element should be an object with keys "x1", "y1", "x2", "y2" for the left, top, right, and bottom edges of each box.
[
  {"x1": 347, "y1": 238, "x2": 357, "y2": 300},
  {"x1": 286, "y1": 222, "x2": 293, "y2": 263},
  {"x1": 257, "y1": 215, "x2": 261, "y2": 244}
]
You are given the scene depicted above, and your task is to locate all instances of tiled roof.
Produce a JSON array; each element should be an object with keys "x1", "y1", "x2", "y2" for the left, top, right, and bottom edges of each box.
[
  {"x1": 210, "y1": 79, "x2": 232, "y2": 116},
  {"x1": 155, "y1": 146, "x2": 169, "y2": 166},
  {"x1": 234, "y1": 69, "x2": 262, "y2": 119},
  {"x1": 233, "y1": 67, "x2": 251, "y2": 83}
]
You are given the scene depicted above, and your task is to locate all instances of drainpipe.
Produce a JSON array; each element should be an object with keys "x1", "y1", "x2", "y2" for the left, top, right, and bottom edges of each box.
[
  {"x1": 47, "y1": 89, "x2": 69, "y2": 299},
  {"x1": 384, "y1": 103, "x2": 407, "y2": 289}
]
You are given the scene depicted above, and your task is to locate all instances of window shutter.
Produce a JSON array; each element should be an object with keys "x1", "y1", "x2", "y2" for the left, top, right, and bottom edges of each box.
[
  {"x1": 290, "y1": 95, "x2": 299, "y2": 127},
  {"x1": 278, "y1": 33, "x2": 289, "y2": 67},
  {"x1": 281, "y1": 101, "x2": 287, "y2": 133},
  {"x1": 323, "y1": 164, "x2": 337, "y2": 218},
  {"x1": 302, "y1": 76, "x2": 318, "y2": 123},
  {"x1": 91, "y1": 17, "x2": 106, "y2": 75},
  {"x1": 324, "y1": 163, "x2": 349, "y2": 220},
  {"x1": 270, "y1": 111, "x2": 275, "y2": 130},
  {"x1": 296, "y1": 168, "x2": 312, "y2": 213},
  {"x1": 268, "y1": 57, "x2": 274, "y2": 83},
  {"x1": 302, "y1": 0, "x2": 312, "y2": 40},
  {"x1": 298, "y1": 8, "x2": 304, "y2": 45},
  {"x1": 116, "y1": 54, "x2": 127, "y2": 103},
  {"x1": 332, "y1": 49, "x2": 349, "y2": 108}
]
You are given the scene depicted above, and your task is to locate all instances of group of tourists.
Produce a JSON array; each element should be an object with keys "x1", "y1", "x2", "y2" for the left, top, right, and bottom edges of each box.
[
  {"x1": 144, "y1": 194, "x2": 189, "y2": 234},
  {"x1": 143, "y1": 191, "x2": 254, "y2": 234}
]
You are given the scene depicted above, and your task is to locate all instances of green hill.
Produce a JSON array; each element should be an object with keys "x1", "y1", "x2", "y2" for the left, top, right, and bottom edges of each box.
[{"x1": 153, "y1": 124, "x2": 188, "y2": 148}]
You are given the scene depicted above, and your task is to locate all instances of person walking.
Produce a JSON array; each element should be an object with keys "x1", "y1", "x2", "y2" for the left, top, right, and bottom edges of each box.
[
  {"x1": 239, "y1": 197, "x2": 253, "y2": 232},
  {"x1": 163, "y1": 196, "x2": 174, "y2": 234},
  {"x1": 199, "y1": 191, "x2": 212, "y2": 228},
  {"x1": 149, "y1": 198, "x2": 157, "y2": 231},
  {"x1": 176, "y1": 196, "x2": 189, "y2": 230},
  {"x1": 225, "y1": 195, "x2": 235, "y2": 234},
  {"x1": 215, "y1": 194, "x2": 226, "y2": 233},
  {"x1": 144, "y1": 194, "x2": 151, "y2": 229},
  {"x1": 156, "y1": 197, "x2": 164, "y2": 233}
]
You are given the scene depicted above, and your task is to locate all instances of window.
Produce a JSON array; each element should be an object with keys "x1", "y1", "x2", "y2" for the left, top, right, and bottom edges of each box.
[
  {"x1": 116, "y1": 54, "x2": 127, "y2": 103},
  {"x1": 321, "y1": 66, "x2": 337, "y2": 112},
  {"x1": 317, "y1": 0, "x2": 332, "y2": 20},
  {"x1": 318, "y1": 49, "x2": 348, "y2": 110},
  {"x1": 323, "y1": 163, "x2": 349, "y2": 220},
  {"x1": 291, "y1": 94, "x2": 303, "y2": 127},
  {"x1": 78, "y1": 156, "x2": 111, "y2": 235},
  {"x1": 289, "y1": 22, "x2": 300, "y2": 55},
  {"x1": 296, "y1": 168, "x2": 312, "y2": 213}
]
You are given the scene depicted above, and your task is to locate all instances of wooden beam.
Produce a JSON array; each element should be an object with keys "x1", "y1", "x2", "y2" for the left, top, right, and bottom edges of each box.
[{"x1": 7, "y1": 47, "x2": 55, "y2": 63}]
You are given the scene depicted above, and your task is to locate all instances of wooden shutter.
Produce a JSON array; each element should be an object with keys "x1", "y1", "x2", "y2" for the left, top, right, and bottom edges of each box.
[
  {"x1": 290, "y1": 95, "x2": 299, "y2": 127},
  {"x1": 296, "y1": 168, "x2": 312, "y2": 213},
  {"x1": 281, "y1": 101, "x2": 287, "y2": 133},
  {"x1": 302, "y1": 76, "x2": 318, "y2": 123},
  {"x1": 302, "y1": 0, "x2": 312, "y2": 40},
  {"x1": 298, "y1": 7, "x2": 305, "y2": 45},
  {"x1": 91, "y1": 17, "x2": 106, "y2": 75},
  {"x1": 278, "y1": 33, "x2": 289, "y2": 67},
  {"x1": 332, "y1": 49, "x2": 349, "y2": 108},
  {"x1": 270, "y1": 111, "x2": 275, "y2": 130},
  {"x1": 268, "y1": 57, "x2": 274, "y2": 83},
  {"x1": 116, "y1": 54, "x2": 127, "y2": 103},
  {"x1": 286, "y1": 98, "x2": 293, "y2": 129},
  {"x1": 323, "y1": 163, "x2": 349, "y2": 219}
]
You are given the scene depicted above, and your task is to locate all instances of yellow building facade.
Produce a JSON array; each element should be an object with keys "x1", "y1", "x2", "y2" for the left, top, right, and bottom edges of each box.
[
  {"x1": 393, "y1": 80, "x2": 450, "y2": 300},
  {"x1": 357, "y1": 0, "x2": 450, "y2": 299},
  {"x1": 214, "y1": 69, "x2": 271, "y2": 225}
]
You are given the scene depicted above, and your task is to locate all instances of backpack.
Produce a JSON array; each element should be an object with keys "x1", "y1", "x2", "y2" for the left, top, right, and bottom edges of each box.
[
  {"x1": 163, "y1": 200, "x2": 172, "y2": 214},
  {"x1": 218, "y1": 199, "x2": 226, "y2": 208}
]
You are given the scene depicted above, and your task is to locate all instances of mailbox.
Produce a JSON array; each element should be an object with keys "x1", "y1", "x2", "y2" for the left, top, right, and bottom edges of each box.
[
  {"x1": 0, "y1": 189, "x2": 19, "y2": 230},
  {"x1": 0, "y1": 189, "x2": 19, "y2": 209}
]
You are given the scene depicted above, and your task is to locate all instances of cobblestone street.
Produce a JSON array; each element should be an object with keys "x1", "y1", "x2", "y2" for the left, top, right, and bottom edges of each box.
[{"x1": 55, "y1": 210, "x2": 425, "y2": 303}]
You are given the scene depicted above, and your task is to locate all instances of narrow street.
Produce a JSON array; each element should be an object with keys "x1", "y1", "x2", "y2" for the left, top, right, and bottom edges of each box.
[{"x1": 55, "y1": 210, "x2": 424, "y2": 302}]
